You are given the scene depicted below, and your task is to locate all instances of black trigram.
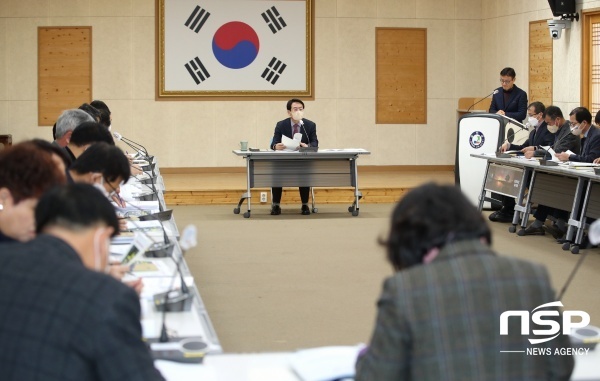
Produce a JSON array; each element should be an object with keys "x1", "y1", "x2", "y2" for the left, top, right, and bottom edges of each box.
[
  {"x1": 185, "y1": 57, "x2": 210, "y2": 85},
  {"x1": 261, "y1": 6, "x2": 287, "y2": 34},
  {"x1": 184, "y1": 5, "x2": 210, "y2": 33},
  {"x1": 261, "y1": 57, "x2": 286, "y2": 85}
]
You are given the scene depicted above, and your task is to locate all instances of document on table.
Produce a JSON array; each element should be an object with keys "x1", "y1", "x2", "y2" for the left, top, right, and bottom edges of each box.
[{"x1": 281, "y1": 134, "x2": 301, "y2": 151}]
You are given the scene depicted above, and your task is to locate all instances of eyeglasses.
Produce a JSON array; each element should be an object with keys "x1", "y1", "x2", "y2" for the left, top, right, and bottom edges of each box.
[{"x1": 499, "y1": 79, "x2": 513, "y2": 85}]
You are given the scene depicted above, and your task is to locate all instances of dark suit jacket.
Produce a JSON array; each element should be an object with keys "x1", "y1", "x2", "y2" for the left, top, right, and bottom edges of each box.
[
  {"x1": 271, "y1": 118, "x2": 318, "y2": 150},
  {"x1": 489, "y1": 84, "x2": 528, "y2": 122},
  {"x1": 568, "y1": 125, "x2": 600, "y2": 163},
  {"x1": 537, "y1": 121, "x2": 581, "y2": 157},
  {"x1": 356, "y1": 240, "x2": 574, "y2": 381},
  {"x1": 508, "y1": 121, "x2": 554, "y2": 152},
  {"x1": 0, "y1": 235, "x2": 165, "y2": 381}
]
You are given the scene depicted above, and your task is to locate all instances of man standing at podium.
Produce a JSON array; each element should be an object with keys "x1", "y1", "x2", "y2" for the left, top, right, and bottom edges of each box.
[
  {"x1": 270, "y1": 99, "x2": 319, "y2": 215},
  {"x1": 489, "y1": 67, "x2": 528, "y2": 122}
]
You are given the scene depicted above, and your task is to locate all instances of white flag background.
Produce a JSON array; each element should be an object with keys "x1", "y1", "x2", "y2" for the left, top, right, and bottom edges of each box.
[{"x1": 163, "y1": 0, "x2": 308, "y2": 92}]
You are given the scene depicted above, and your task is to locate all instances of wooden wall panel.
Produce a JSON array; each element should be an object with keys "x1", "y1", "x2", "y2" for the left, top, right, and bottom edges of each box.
[
  {"x1": 376, "y1": 28, "x2": 427, "y2": 124},
  {"x1": 529, "y1": 21, "x2": 552, "y2": 106},
  {"x1": 38, "y1": 27, "x2": 92, "y2": 126}
]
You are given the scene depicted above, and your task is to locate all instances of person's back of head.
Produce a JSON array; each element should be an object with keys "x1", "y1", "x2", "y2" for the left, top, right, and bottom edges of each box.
[
  {"x1": 30, "y1": 138, "x2": 70, "y2": 172},
  {"x1": 0, "y1": 141, "x2": 67, "y2": 242},
  {"x1": 36, "y1": 183, "x2": 119, "y2": 237},
  {"x1": 71, "y1": 142, "x2": 131, "y2": 184},
  {"x1": 90, "y1": 100, "x2": 111, "y2": 128},
  {"x1": 0, "y1": 141, "x2": 66, "y2": 205},
  {"x1": 78, "y1": 103, "x2": 101, "y2": 123},
  {"x1": 70, "y1": 121, "x2": 115, "y2": 147},
  {"x1": 55, "y1": 109, "x2": 95, "y2": 139},
  {"x1": 35, "y1": 183, "x2": 120, "y2": 271},
  {"x1": 383, "y1": 183, "x2": 491, "y2": 271}
]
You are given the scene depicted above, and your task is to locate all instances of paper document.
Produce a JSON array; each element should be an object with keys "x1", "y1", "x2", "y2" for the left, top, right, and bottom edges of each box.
[
  {"x1": 539, "y1": 146, "x2": 560, "y2": 162},
  {"x1": 565, "y1": 162, "x2": 599, "y2": 168},
  {"x1": 281, "y1": 135, "x2": 300, "y2": 150},
  {"x1": 503, "y1": 150, "x2": 522, "y2": 155}
]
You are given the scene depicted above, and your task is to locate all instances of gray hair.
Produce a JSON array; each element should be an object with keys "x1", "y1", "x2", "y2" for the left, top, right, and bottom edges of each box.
[{"x1": 55, "y1": 109, "x2": 94, "y2": 139}]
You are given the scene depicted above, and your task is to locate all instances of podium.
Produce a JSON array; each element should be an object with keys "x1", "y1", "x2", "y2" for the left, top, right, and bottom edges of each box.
[{"x1": 455, "y1": 113, "x2": 529, "y2": 207}]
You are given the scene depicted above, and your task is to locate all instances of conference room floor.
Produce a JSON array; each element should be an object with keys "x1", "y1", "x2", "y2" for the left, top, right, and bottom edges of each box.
[{"x1": 172, "y1": 203, "x2": 600, "y2": 353}]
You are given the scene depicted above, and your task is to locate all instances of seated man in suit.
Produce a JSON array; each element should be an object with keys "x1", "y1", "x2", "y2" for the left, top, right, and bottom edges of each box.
[
  {"x1": 489, "y1": 67, "x2": 528, "y2": 122},
  {"x1": 489, "y1": 101, "x2": 554, "y2": 223},
  {"x1": 522, "y1": 105, "x2": 580, "y2": 159},
  {"x1": 68, "y1": 142, "x2": 131, "y2": 197},
  {"x1": 518, "y1": 107, "x2": 580, "y2": 237},
  {"x1": 355, "y1": 183, "x2": 573, "y2": 381},
  {"x1": 556, "y1": 107, "x2": 600, "y2": 163},
  {"x1": 0, "y1": 184, "x2": 165, "y2": 381},
  {"x1": 270, "y1": 98, "x2": 319, "y2": 215}
]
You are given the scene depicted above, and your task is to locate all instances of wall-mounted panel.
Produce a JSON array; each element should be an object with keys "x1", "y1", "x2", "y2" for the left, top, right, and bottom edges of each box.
[
  {"x1": 38, "y1": 27, "x2": 92, "y2": 126},
  {"x1": 528, "y1": 20, "x2": 552, "y2": 106},
  {"x1": 376, "y1": 28, "x2": 426, "y2": 124}
]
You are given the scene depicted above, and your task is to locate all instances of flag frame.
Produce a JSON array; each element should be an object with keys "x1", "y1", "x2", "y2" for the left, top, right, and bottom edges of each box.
[{"x1": 156, "y1": 0, "x2": 314, "y2": 100}]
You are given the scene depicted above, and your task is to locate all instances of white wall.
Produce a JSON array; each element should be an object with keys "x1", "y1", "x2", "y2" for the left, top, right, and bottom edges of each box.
[
  {"x1": 0, "y1": 0, "x2": 484, "y2": 167},
  {"x1": 482, "y1": 0, "x2": 600, "y2": 117}
]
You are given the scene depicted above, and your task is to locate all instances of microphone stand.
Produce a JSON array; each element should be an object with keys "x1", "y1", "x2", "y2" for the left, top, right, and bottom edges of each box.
[
  {"x1": 467, "y1": 90, "x2": 498, "y2": 113},
  {"x1": 495, "y1": 117, "x2": 529, "y2": 158},
  {"x1": 539, "y1": 125, "x2": 576, "y2": 166},
  {"x1": 299, "y1": 121, "x2": 318, "y2": 152},
  {"x1": 148, "y1": 225, "x2": 206, "y2": 364}
]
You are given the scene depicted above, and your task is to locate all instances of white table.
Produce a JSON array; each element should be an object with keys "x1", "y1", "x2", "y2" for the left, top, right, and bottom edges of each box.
[{"x1": 232, "y1": 149, "x2": 370, "y2": 217}]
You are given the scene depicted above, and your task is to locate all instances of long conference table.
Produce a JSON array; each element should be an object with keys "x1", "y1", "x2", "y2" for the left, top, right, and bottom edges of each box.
[
  {"x1": 232, "y1": 149, "x2": 371, "y2": 217},
  {"x1": 472, "y1": 153, "x2": 600, "y2": 254},
  {"x1": 112, "y1": 153, "x2": 599, "y2": 380},
  {"x1": 115, "y1": 158, "x2": 223, "y2": 357}
]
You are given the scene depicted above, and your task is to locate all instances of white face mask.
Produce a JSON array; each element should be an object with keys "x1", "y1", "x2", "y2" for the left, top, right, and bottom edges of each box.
[
  {"x1": 93, "y1": 227, "x2": 110, "y2": 274},
  {"x1": 292, "y1": 110, "x2": 303, "y2": 121},
  {"x1": 571, "y1": 125, "x2": 583, "y2": 136},
  {"x1": 93, "y1": 176, "x2": 118, "y2": 200},
  {"x1": 93, "y1": 176, "x2": 109, "y2": 197},
  {"x1": 527, "y1": 116, "x2": 539, "y2": 129},
  {"x1": 547, "y1": 123, "x2": 559, "y2": 134}
]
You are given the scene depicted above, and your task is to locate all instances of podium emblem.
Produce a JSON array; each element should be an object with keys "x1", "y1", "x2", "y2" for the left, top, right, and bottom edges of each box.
[{"x1": 469, "y1": 131, "x2": 485, "y2": 149}]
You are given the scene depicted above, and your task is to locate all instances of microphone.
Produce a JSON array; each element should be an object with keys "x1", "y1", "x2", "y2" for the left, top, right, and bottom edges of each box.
[
  {"x1": 117, "y1": 201, "x2": 175, "y2": 259},
  {"x1": 467, "y1": 89, "x2": 499, "y2": 112},
  {"x1": 149, "y1": 225, "x2": 207, "y2": 364},
  {"x1": 113, "y1": 132, "x2": 152, "y2": 162},
  {"x1": 539, "y1": 125, "x2": 576, "y2": 165},
  {"x1": 496, "y1": 120, "x2": 529, "y2": 157},
  {"x1": 112, "y1": 185, "x2": 174, "y2": 257},
  {"x1": 156, "y1": 225, "x2": 197, "y2": 333},
  {"x1": 299, "y1": 120, "x2": 318, "y2": 152}
]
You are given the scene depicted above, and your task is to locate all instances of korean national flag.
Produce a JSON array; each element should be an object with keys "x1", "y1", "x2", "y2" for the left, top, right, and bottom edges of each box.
[{"x1": 164, "y1": 0, "x2": 307, "y2": 92}]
